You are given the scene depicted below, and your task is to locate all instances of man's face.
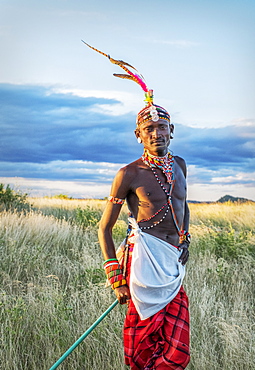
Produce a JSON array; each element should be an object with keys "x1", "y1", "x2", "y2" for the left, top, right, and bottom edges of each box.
[{"x1": 136, "y1": 119, "x2": 171, "y2": 156}]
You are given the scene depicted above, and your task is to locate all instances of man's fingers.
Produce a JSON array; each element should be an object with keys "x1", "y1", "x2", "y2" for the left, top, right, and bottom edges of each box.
[
  {"x1": 114, "y1": 286, "x2": 131, "y2": 304},
  {"x1": 119, "y1": 297, "x2": 129, "y2": 304},
  {"x1": 118, "y1": 291, "x2": 131, "y2": 304},
  {"x1": 179, "y1": 249, "x2": 189, "y2": 265}
]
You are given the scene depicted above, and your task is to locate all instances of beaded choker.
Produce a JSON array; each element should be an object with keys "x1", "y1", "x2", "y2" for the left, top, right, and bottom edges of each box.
[{"x1": 141, "y1": 149, "x2": 174, "y2": 184}]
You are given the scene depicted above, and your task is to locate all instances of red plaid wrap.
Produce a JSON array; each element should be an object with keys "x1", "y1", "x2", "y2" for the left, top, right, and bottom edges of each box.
[{"x1": 122, "y1": 240, "x2": 190, "y2": 369}]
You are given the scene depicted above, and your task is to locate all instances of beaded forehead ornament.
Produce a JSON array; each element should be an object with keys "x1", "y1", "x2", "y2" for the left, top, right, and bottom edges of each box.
[{"x1": 82, "y1": 41, "x2": 170, "y2": 126}]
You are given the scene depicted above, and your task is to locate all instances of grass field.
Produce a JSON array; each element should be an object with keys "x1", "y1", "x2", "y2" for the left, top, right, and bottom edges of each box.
[{"x1": 0, "y1": 199, "x2": 254, "y2": 369}]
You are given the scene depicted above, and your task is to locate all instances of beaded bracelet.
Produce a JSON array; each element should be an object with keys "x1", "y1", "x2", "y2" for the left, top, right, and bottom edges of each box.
[
  {"x1": 103, "y1": 259, "x2": 127, "y2": 289},
  {"x1": 104, "y1": 263, "x2": 119, "y2": 275},
  {"x1": 103, "y1": 258, "x2": 118, "y2": 264},
  {"x1": 112, "y1": 279, "x2": 127, "y2": 289},
  {"x1": 108, "y1": 195, "x2": 125, "y2": 205}
]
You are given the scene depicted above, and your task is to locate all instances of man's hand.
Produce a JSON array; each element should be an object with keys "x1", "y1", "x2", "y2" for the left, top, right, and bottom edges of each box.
[
  {"x1": 114, "y1": 285, "x2": 131, "y2": 305},
  {"x1": 178, "y1": 241, "x2": 189, "y2": 265}
]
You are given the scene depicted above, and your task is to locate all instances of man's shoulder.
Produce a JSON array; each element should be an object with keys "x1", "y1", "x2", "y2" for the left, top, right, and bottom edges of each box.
[
  {"x1": 112, "y1": 158, "x2": 145, "y2": 191},
  {"x1": 117, "y1": 158, "x2": 144, "y2": 178},
  {"x1": 174, "y1": 155, "x2": 187, "y2": 176},
  {"x1": 174, "y1": 155, "x2": 186, "y2": 165}
]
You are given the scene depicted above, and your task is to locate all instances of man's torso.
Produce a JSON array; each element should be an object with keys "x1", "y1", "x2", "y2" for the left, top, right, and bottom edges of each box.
[{"x1": 124, "y1": 156, "x2": 187, "y2": 246}]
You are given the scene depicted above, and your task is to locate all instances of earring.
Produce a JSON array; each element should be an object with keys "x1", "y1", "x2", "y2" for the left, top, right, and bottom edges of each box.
[{"x1": 137, "y1": 137, "x2": 142, "y2": 144}]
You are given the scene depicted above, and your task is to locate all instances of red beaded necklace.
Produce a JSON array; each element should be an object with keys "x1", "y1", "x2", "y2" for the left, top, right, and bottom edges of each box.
[{"x1": 141, "y1": 149, "x2": 174, "y2": 184}]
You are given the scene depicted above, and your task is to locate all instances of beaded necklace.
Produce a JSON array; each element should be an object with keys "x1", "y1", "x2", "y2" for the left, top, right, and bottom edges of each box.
[
  {"x1": 139, "y1": 149, "x2": 181, "y2": 234},
  {"x1": 141, "y1": 149, "x2": 174, "y2": 184}
]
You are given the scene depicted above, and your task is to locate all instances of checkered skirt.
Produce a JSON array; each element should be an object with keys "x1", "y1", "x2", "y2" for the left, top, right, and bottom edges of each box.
[{"x1": 123, "y1": 241, "x2": 190, "y2": 369}]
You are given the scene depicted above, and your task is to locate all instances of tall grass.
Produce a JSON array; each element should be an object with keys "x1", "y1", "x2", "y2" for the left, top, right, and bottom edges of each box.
[{"x1": 0, "y1": 199, "x2": 254, "y2": 369}]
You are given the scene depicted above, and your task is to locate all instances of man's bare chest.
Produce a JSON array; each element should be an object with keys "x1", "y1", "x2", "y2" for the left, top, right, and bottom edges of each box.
[{"x1": 131, "y1": 164, "x2": 186, "y2": 204}]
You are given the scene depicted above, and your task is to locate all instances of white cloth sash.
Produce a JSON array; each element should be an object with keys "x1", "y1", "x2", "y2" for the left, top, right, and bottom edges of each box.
[{"x1": 128, "y1": 217, "x2": 185, "y2": 320}]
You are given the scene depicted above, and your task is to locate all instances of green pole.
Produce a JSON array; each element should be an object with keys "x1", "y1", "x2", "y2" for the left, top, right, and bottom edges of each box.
[{"x1": 49, "y1": 299, "x2": 118, "y2": 370}]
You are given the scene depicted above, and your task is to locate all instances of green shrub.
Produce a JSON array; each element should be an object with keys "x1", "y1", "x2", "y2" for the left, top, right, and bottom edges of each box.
[
  {"x1": 213, "y1": 227, "x2": 254, "y2": 260},
  {"x1": 74, "y1": 206, "x2": 102, "y2": 228},
  {"x1": 0, "y1": 184, "x2": 31, "y2": 212},
  {"x1": 191, "y1": 224, "x2": 255, "y2": 261}
]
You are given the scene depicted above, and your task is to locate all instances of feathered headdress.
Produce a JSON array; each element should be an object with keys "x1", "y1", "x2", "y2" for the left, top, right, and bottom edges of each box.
[{"x1": 82, "y1": 41, "x2": 170, "y2": 125}]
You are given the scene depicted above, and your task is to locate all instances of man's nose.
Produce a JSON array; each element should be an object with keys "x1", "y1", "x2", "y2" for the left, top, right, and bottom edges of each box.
[{"x1": 152, "y1": 128, "x2": 161, "y2": 138}]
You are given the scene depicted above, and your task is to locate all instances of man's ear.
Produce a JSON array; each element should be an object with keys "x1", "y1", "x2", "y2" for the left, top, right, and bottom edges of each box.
[
  {"x1": 134, "y1": 128, "x2": 140, "y2": 139},
  {"x1": 170, "y1": 124, "x2": 174, "y2": 139},
  {"x1": 135, "y1": 128, "x2": 142, "y2": 144}
]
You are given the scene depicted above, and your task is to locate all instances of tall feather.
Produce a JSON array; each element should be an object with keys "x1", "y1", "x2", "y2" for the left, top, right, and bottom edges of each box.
[{"x1": 82, "y1": 40, "x2": 149, "y2": 93}]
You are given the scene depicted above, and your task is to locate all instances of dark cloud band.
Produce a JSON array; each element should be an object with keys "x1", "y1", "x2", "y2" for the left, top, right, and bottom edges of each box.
[{"x1": 1, "y1": 83, "x2": 254, "y2": 189}]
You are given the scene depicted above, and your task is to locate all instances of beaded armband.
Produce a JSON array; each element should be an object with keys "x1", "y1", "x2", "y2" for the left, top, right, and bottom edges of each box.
[
  {"x1": 108, "y1": 196, "x2": 125, "y2": 205},
  {"x1": 179, "y1": 230, "x2": 191, "y2": 244},
  {"x1": 103, "y1": 258, "x2": 127, "y2": 289}
]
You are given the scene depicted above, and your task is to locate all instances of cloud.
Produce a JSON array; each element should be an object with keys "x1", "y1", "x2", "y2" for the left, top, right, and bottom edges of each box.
[
  {"x1": 0, "y1": 177, "x2": 111, "y2": 199},
  {"x1": 187, "y1": 165, "x2": 255, "y2": 186},
  {"x1": 171, "y1": 121, "x2": 255, "y2": 174},
  {"x1": 188, "y1": 182, "x2": 255, "y2": 202},
  {"x1": 0, "y1": 83, "x2": 140, "y2": 164},
  {"x1": 52, "y1": 88, "x2": 143, "y2": 116},
  {"x1": 0, "y1": 160, "x2": 124, "y2": 182},
  {"x1": 1, "y1": 83, "x2": 254, "y2": 200}
]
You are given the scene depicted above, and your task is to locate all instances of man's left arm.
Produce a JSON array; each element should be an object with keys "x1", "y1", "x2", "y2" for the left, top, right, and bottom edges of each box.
[
  {"x1": 178, "y1": 201, "x2": 190, "y2": 265},
  {"x1": 176, "y1": 156, "x2": 190, "y2": 265}
]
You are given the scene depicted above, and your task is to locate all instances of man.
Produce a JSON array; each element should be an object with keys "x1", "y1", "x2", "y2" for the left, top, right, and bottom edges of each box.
[
  {"x1": 98, "y1": 103, "x2": 190, "y2": 369},
  {"x1": 84, "y1": 42, "x2": 190, "y2": 369}
]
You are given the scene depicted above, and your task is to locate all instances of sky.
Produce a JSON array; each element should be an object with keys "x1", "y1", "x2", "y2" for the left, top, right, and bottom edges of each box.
[{"x1": 0, "y1": 0, "x2": 254, "y2": 201}]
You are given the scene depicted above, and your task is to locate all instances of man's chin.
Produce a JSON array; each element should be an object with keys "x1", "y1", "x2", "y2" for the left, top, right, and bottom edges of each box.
[{"x1": 146, "y1": 145, "x2": 168, "y2": 156}]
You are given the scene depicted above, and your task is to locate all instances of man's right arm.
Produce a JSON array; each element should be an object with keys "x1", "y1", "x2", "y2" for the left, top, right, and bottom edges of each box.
[
  {"x1": 98, "y1": 166, "x2": 132, "y2": 259},
  {"x1": 98, "y1": 166, "x2": 133, "y2": 304}
]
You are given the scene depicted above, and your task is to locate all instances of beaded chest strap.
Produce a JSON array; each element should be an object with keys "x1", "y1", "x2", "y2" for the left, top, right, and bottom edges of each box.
[{"x1": 140, "y1": 149, "x2": 181, "y2": 233}]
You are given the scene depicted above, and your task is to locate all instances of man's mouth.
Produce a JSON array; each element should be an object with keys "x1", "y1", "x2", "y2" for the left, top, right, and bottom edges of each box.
[{"x1": 152, "y1": 140, "x2": 164, "y2": 145}]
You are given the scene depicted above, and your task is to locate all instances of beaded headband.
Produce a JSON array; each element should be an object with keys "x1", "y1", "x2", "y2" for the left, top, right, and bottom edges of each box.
[
  {"x1": 136, "y1": 104, "x2": 170, "y2": 126},
  {"x1": 82, "y1": 41, "x2": 170, "y2": 126}
]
